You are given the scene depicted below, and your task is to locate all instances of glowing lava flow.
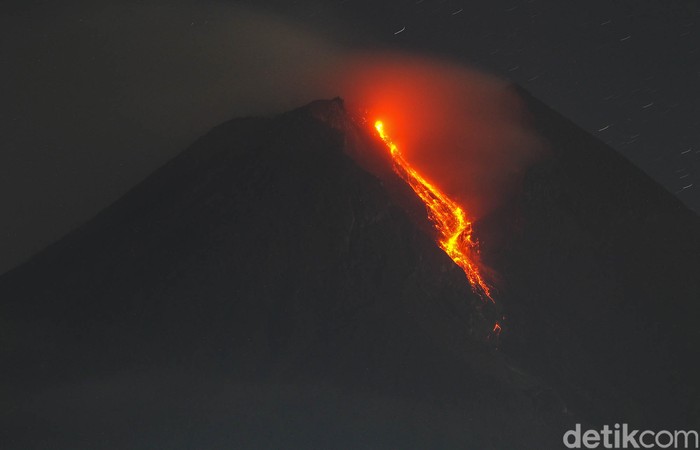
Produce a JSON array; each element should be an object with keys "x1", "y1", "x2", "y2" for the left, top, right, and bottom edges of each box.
[{"x1": 374, "y1": 120, "x2": 494, "y2": 303}]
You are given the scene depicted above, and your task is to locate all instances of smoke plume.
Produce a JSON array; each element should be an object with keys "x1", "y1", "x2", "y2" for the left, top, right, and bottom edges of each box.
[
  {"x1": 330, "y1": 53, "x2": 544, "y2": 220},
  {"x1": 1, "y1": 1, "x2": 541, "y2": 274}
]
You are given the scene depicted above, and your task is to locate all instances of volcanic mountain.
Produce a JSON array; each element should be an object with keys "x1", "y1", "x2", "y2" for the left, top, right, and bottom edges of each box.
[{"x1": 1, "y1": 91, "x2": 698, "y2": 449}]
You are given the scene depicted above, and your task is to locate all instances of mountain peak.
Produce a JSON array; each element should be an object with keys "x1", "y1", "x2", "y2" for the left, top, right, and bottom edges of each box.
[{"x1": 1, "y1": 92, "x2": 698, "y2": 448}]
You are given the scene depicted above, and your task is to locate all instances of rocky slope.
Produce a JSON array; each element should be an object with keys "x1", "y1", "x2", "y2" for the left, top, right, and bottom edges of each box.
[{"x1": 0, "y1": 93, "x2": 698, "y2": 449}]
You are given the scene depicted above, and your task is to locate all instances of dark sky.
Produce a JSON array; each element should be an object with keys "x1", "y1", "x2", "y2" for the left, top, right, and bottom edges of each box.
[
  {"x1": 256, "y1": 0, "x2": 700, "y2": 203},
  {"x1": 1, "y1": 0, "x2": 698, "y2": 275}
]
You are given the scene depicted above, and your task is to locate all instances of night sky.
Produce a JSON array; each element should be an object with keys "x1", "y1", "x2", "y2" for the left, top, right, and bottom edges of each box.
[
  {"x1": 250, "y1": 0, "x2": 700, "y2": 205},
  {"x1": 1, "y1": 0, "x2": 698, "y2": 275}
]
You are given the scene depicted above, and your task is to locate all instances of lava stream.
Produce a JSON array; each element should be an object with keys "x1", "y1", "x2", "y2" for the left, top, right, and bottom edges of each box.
[{"x1": 374, "y1": 120, "x2": 494, "y2": 303}]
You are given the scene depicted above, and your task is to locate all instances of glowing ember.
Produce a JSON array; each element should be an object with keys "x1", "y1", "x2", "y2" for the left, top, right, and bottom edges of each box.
[
  {"x1": 374, "y1": 120, "x2": 494, "y2": 303},
  {"x1": 493, "y1": 322, "x2": 502, "y2": 336}
]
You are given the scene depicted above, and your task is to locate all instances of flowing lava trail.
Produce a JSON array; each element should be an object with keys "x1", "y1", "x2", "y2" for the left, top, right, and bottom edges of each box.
[{"x1": 374, "y1": 120, "x2": 495, "y2": 304}]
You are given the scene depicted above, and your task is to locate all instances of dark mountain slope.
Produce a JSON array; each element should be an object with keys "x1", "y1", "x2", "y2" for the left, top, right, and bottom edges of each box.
[
  {"x1": 486, "y1": 86, "x2": 700, "y2": 429},
  {"x1": 1, "y1": 91, "x2": 698, "y2": 448},
  {"x1": 1, "y1": 99, "x2": 562, "y2": 449}
]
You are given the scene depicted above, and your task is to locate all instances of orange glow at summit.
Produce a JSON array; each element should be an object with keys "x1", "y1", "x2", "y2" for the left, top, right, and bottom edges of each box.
[{"x1": 374, "y1": 119, "x2": 493, "y2": 302}]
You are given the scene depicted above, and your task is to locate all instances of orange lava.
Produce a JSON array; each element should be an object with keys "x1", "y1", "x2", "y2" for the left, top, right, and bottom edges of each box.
[
  {"x1": 493, "y1": 322, "x2": 502, "y2": 336},
  {"x1": 374, "y1": 120, "x2": 494, "y2": 302}
]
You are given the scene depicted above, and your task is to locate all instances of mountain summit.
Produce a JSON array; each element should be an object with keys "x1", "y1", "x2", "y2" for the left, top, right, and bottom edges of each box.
[{"x1": 1, "y1": 93, "x2": 698, "y2": 449}]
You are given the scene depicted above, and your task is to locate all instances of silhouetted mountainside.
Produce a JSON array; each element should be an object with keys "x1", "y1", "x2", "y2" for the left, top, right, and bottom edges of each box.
[
  {"x1": 492, "y1": 87, "x2": 700, "y2": 430},
  {"x1": 1, "y1": 93, "x2": 698, "y2": 449}
]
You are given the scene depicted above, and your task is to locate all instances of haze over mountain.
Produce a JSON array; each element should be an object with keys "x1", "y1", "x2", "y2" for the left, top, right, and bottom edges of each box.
[{"x1": 1, "y1": 89, "x2": 698, "y2": 449}]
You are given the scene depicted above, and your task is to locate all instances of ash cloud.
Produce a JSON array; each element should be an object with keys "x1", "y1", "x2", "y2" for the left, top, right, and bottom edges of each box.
[
  {"x1": 1, "y1": 1, "x2": 541, "y2": 274},
  {"x1": 0, "y1": 1, "x2": 341, "y2": 274},
  {"x1": 329, "y1": 54, "x2": 544, "y2": 220}
]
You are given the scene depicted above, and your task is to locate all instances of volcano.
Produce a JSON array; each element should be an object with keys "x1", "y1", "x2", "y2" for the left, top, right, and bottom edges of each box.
[{"x1": 1, "y1": 91, "x2": 698, "y2": 449}]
